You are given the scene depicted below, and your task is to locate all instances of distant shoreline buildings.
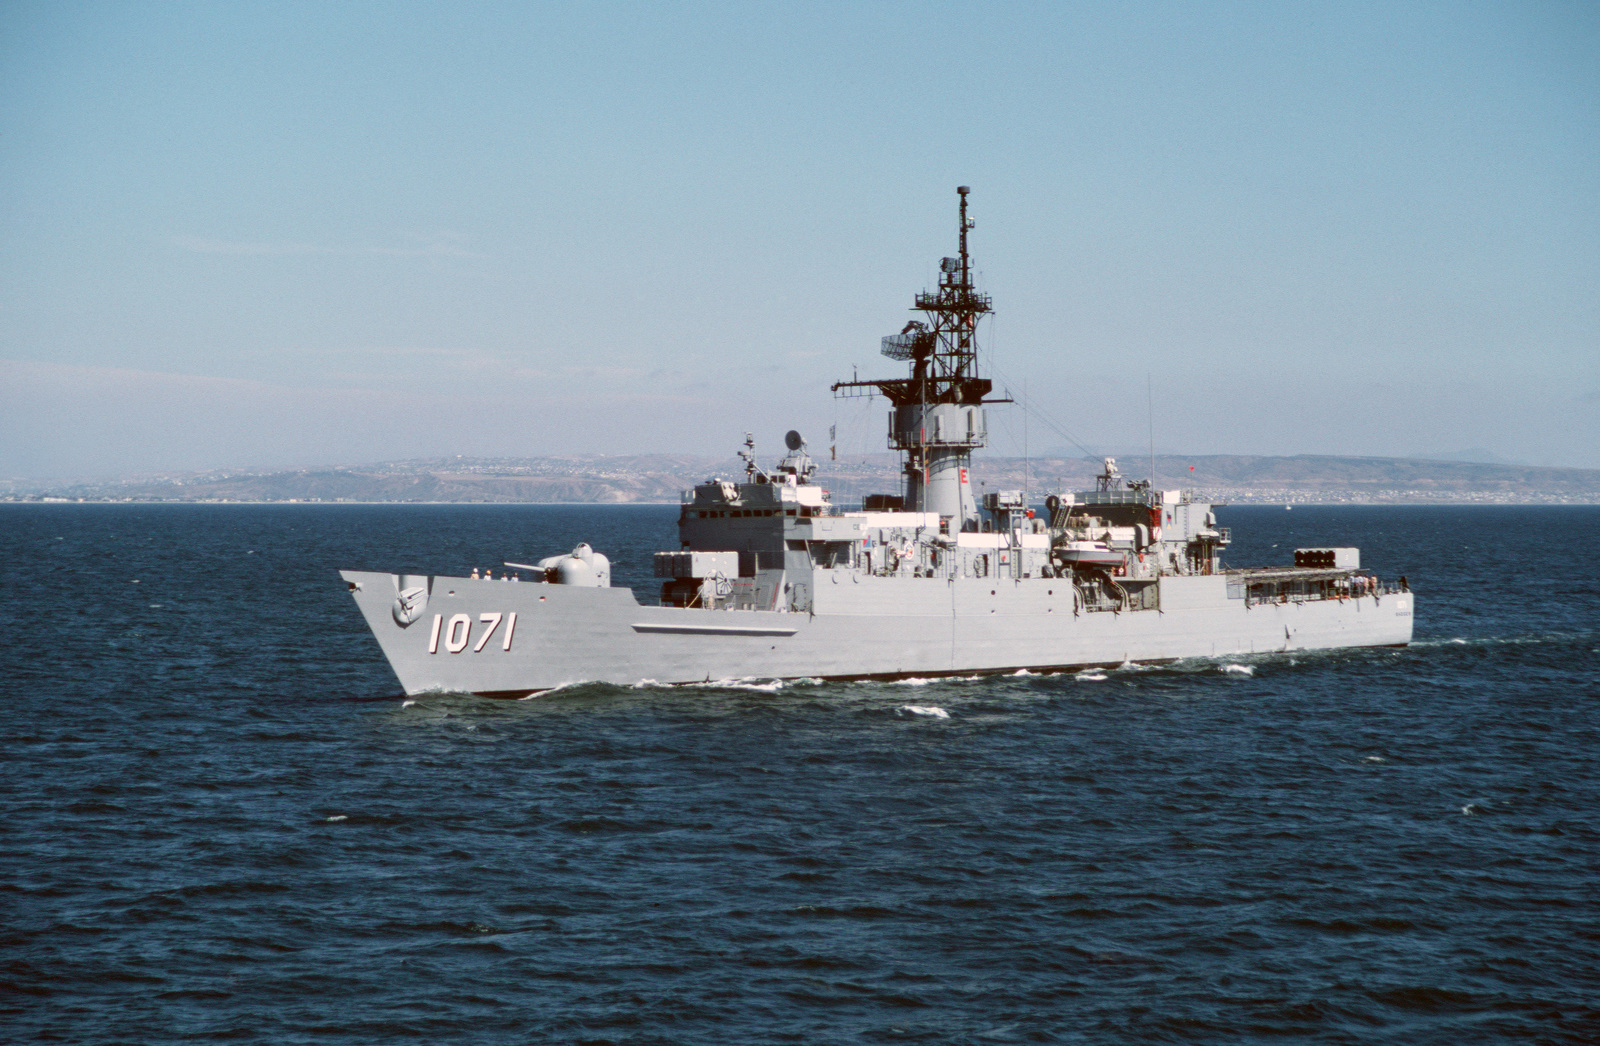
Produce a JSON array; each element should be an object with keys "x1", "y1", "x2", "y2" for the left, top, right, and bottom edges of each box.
[{"x1": 4, "y1": 453, "x2": 1599, "y2": 506}]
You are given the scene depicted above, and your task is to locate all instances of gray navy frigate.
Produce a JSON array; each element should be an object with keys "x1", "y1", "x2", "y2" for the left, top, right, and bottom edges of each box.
[{"x1": 342, "y1": 188, "x2": 1414, "y2": 696}]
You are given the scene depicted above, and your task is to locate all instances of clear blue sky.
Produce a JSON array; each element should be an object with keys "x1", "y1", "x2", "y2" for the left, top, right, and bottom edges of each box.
[{"x1": 3, "y1": 1, "x2": 1596, "y2": 478}]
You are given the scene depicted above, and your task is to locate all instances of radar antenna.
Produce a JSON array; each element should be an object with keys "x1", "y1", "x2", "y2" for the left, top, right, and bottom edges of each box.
[{"x1": 777, "y1": 430, "x2": 815, "y2": 482}]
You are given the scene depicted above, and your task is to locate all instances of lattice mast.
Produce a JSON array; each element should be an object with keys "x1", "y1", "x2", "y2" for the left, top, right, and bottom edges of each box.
[{"x1": 831, "y1": 186, "x2": 1007, "y2": 525}]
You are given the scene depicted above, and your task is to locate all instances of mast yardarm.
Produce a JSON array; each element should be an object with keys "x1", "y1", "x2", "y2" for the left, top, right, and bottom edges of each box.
[{"x1": 833, "y1": 185, "x2": 999, "y2": 408}]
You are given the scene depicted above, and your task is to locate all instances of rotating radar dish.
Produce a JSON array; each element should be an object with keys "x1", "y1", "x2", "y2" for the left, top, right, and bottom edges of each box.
[{"x1": 785, "y1": 430, "x2": 804, "y2": 451}]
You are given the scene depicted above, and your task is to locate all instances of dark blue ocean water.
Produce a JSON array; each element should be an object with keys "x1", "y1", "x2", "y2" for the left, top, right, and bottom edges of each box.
[{"x1": 3, "y1": 504, "x2": 1598, "y2": 1044}]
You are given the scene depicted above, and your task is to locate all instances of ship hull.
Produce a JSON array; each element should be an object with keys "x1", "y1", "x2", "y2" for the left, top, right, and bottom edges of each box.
[{"x1": 342, "y1": 570, "x2": 1415, "y2": 697}]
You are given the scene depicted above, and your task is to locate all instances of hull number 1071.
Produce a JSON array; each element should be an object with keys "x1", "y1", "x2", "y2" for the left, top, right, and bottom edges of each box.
[{"x1": 427, "y1": 612, "x2": 517, "y2": 654}]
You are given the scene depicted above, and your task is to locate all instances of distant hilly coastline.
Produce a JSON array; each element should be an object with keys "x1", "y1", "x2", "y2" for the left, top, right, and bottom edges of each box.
[{"x1": 6, "y1": 452, "x2": 1599, "y2": 505}]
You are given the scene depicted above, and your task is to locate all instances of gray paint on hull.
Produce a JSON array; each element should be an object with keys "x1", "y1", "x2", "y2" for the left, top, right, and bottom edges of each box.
[{"x1": 341, "y1": 570, "x2": 1415, "y2": 697}]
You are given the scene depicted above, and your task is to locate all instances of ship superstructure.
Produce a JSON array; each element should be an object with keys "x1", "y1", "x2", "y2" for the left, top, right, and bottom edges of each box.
[{"x1": 342, "y1": 189, "x2": 1413, "y2": 697}]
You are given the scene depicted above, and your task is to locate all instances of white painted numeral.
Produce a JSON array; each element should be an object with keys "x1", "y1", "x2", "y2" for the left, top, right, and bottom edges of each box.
[
  {"x1": 444, "y1": 613, "x2": 472, "y2": 653},
  {"x1": 430, "y1": 611, "x2": 515, "y2": 655},
  {"x1": 473, "y1": 613, "x2": 503, "y2": 652}
]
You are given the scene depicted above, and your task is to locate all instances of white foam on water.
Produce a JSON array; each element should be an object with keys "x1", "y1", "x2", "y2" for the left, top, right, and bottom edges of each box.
[
  {"x1": 704, "y1": 677, "x2": 787, "y2": 691},
  {"x1": 1075, "y1": 671, "x2": 1107, "y2": 681},
  {"x1": 895, "y1": 677, "x2": 934, "y2": 686},
  {"x1": 900, "y1": 705, "x2": 950, "y2": 718},
  {"x1": 625, "y1": 677, "x2": 779, "y2": 692},
  {"x1": 1011, "y1": 669, "x2": 1035, "y2": 677},
  {"x1": 400, "y1": 700, "x2": 416, "y2": 708},
  {"x1": 1420, "y1": 634, "x2": 1583, "y2": 651},
  {"x1": 1219, "y1": 663, "x2": 1255, "y2": 676},
  {"x1": 324, "y1": 814, "x2": 348, "y2": 822},
  {"x1": 537, "y1": 679, "x2": 600, "y2": 694},
  {"x1": 1363, "y1": 755, "x2": 1386, "y2": 763}
]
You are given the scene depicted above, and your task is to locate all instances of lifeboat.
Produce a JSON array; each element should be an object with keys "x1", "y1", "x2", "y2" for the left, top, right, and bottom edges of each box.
[{"x1": 1055, "y1": 540, "x2": 1123, "y2": 567}]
